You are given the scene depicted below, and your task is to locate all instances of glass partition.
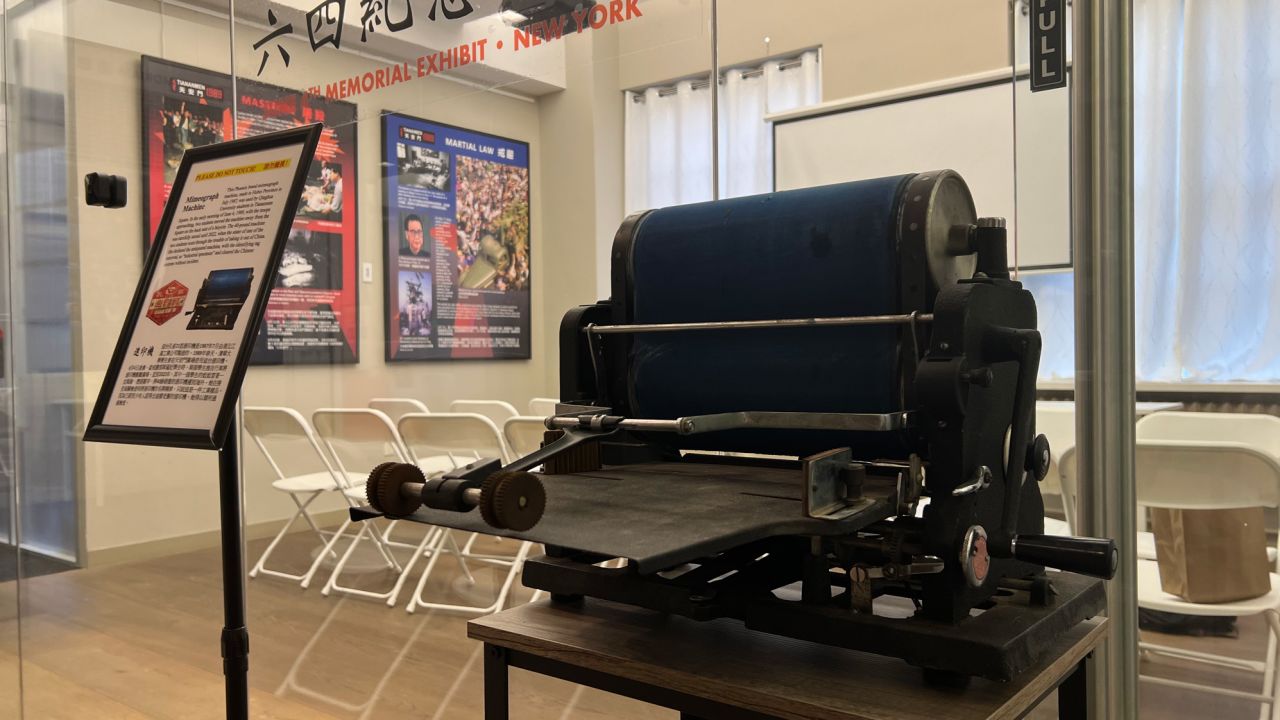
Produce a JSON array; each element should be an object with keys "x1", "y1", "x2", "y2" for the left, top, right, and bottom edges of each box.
[
  {"x1": 0, "y1": 0, "x2": 22, "y2": 710},
  {"x1": 7, "y1": 0, "x2": 235, "y2": 716},
  {"x1": 1126, "y1": 2, "x2": 1280, "y2": 716},
  {"x1": 7, "y1": 0, "x2": 78, "y2": 566},
  {"x1": 1, "y1": 0, "x2": 710, "y2": 717},
  {"x1": 25, "y1": 0, "x2": 1278, "y2": 717},
  {"x1": 224, "y1": 2, "x2": 710, "y2": 714}
]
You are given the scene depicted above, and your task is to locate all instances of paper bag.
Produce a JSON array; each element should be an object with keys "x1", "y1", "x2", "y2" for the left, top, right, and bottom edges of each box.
[{"x1": 1152, "y1": 507, "x2": 1272, "y2": 604}]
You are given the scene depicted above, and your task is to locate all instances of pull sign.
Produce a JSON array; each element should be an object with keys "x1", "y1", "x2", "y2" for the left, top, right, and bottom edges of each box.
[{"x1": 1030, "y1": 0, "x2": 1067, "y2": 92}]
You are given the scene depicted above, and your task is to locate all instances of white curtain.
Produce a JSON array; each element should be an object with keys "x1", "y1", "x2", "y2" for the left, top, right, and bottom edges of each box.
[
  {"x1": 625, "y1": 80, "x2": 712, "y2": 214},
  {"x1": 1026, "y1": 0, "x2": 1280, "y2": 383},
  {"x1": 625, "y1": 50, "x2": 821, "y2": 215}
]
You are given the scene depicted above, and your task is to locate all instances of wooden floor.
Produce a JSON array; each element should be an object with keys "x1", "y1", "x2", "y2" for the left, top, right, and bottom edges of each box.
[{"x1": 0, "y1": 524, "x2": 1274, "y2": 719}]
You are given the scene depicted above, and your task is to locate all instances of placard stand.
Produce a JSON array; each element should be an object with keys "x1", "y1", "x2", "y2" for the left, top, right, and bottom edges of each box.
[
  {"x1": 218, "y1": 426, "x2": 249, "y2": 720},
  {"x1": 82, "y1": 124, "x2": 323, "y2": 720}
]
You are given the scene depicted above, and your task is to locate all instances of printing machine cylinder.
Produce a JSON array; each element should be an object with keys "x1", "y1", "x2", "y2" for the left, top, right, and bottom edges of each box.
[{"x1": 610, "y1": 170, "x2": 982, "y2": 458}]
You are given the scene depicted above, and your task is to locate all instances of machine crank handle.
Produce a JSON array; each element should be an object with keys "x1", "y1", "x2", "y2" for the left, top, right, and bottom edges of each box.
[
  {"x1": 1002, "y1": 534, "x2": 1118, "y2": 579},
  {"x1": 364, "y1": 462, "x2": 546, "y2": 532},
  {"x1": 982, "y1": 325, "x2": 1042, "y2": 538}
]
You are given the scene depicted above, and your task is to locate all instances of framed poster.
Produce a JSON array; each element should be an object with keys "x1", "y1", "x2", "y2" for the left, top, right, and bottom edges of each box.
[
  {"x1": 381, "y1": 113, "x2": 532, "y2": 361},
  {"x1": 86, "y1": 125, "x2": 322, "y2": 450},
  {"x1": 141, "y1": 56, "x2": 359, "y2": 366}
]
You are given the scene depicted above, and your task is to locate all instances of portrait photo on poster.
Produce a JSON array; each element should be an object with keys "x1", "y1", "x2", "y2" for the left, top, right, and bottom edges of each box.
[
  {"x1": 85, "y1": 124, "x2": 322, "y2": 450},
  {"x1": 381, "y1": 112, "x2": 532, "y2": 362},
  {"x1": 140, "y1": 56, "x2": 360, "y2": 367}
]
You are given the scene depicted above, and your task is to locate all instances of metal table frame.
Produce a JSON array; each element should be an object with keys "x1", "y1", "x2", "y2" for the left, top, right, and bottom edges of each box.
[{"x1": 480, "y1": 641, "x2": 1094, "y2": 720}]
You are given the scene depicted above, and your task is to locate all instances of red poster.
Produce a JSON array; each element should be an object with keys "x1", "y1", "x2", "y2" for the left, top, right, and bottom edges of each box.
[{"x1": 141, "y1": 56, "x2": 359, "y2": 365}]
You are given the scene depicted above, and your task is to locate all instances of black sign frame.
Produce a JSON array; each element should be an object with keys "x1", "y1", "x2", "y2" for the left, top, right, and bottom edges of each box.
[
  {"x1": 84, "y1": 124, "x2": 323, "y2": 451},
  {"x1": 1030, "y1": 0, "x2": 1068, "y2": 92}
]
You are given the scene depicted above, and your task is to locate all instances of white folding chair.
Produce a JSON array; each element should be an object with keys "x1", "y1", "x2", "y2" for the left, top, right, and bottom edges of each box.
[
  {"x1": 449, "y1": 399, "x2": 519, "y2": 431},
  {"x1": 1061, "y1": 438, "x2": 1280, "y2": 717},
  {"x1": 527, "y1": 397, "x2": 559, "y2": 417},
  {"x1": 504, "y1": 416, "x2": 547, "y2": 459},
  {"x1": 1138, "y1": 411, "x2": 1280, "y2": 459},
  {"x1": 398, "y1": 412, "x2": 533, "y2": 615},
  {"x1": 1059, "y1": 446, "x2": 1157, "y2": 554},
  {"x1": 368, "y1": 398, "x2": 454, "y2": 477},
  {"x1": 311, "y1": 408, "x2": 444, "y2": 606},
  {"x1": 1060, "y1": 447, "x2": 1147, "y2": 552},
  {"x1": 368, "y1": 397, "x2": 431, "y2": 421},
  {"x1": 1133, "y1": 440, "x2": 1280, "y2": 718},
  {"x1": 243, "y1": 407, "x2": 364, "y2": 587},
  {"x1": 1035, "y1": 402, "x2": 1076, "y2": 520},
  {"x1": 1136, "y1": 412, "x2": 1280, "y2": 564}
]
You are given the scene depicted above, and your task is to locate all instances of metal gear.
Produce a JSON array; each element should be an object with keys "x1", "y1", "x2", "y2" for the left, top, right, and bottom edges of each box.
[
  {"x1": 479, "y1": 472, "x2": 506, "y2": 528},
  {"x1": 490, "y1": 471, "x2": 546, "y2": 532},
  {"x1": 365, "y1": 462, "x2": 398, "y2": 512},
  {"x1": 369, "y1": 462, "x2": 425, "y2": 517}
]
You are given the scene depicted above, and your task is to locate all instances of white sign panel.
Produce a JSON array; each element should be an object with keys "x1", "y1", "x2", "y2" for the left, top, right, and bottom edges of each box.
[{"x1": 86, "y1": 125, "x2": 320, "y2": 449}]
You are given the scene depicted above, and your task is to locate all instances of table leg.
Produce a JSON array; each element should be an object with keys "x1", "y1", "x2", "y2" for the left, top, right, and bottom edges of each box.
[
  {"x1": 485, "y1": 644, "x2": 509, "y2": 720},
  {"x1": 1058, "y1": 656, "x2": 1090, "y2": 720}
]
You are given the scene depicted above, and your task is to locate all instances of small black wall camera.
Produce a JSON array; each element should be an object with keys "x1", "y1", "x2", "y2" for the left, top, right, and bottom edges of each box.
[{"x1": 84, "y1": 173, "x2": 127, "y2": 209}]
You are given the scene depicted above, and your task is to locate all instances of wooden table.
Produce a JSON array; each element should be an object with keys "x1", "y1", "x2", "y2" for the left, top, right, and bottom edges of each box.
[{"x1": 469, "y1": 600, "x2": 1108, "y2": 720}]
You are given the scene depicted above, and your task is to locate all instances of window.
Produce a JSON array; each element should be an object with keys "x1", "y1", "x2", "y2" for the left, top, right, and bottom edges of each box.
[
  {"x1": 624, "y1": 50, "x2": 821, "y2": 215},
  {"x1": 1025, "y1": 0, "x2": 1280, "y2": 384}
]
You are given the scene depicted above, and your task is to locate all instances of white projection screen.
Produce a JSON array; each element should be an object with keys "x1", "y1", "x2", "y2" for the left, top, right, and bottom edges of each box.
[{"x1": 773, "y1": 73, "x2": 1071, "y2": 271}]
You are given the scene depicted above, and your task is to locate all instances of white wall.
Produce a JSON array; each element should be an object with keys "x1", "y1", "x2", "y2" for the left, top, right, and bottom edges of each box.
[{"x1": 618, "y1": 0, "x2": 1009, "y2": 98}]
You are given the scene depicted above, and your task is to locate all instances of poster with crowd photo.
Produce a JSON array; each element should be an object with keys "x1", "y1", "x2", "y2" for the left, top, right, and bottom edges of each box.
[
  {"x1": 381, "y1": 113, "x2": 531, "y2": 361},
  {"x1": 141, "y1": 56, "x2": 359, "y2": 366}
]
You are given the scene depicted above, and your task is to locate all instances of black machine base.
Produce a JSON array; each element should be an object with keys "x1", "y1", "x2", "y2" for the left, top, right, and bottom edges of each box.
[{"x1": 523, "y1": 555, "x2": 1106, "y2": 682}]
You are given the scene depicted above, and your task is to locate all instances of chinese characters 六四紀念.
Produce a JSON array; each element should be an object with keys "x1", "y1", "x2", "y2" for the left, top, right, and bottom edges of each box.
[{"x1": 255, "y1": 0, "x2": 474, "y2": 74}]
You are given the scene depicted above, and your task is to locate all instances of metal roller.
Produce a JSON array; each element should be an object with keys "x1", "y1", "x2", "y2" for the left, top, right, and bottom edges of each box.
[
  {"x1": 365, "y1": 461, "x2": 546, "y2": 532},
  {"x1": 610, "y1": 171, "x2": 979, "y2": 457}
]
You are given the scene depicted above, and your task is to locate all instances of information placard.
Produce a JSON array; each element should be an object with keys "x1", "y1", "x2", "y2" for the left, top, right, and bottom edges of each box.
[
  {"x1": 381, "y1": 113, "x2": 532, "y2": 361},
  {"x1": 86, "y1": 125, "x2": 322, "y2": 449}
]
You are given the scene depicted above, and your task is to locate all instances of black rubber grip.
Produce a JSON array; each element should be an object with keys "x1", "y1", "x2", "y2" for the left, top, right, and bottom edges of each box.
[{"x1": 1012, "y1": 534, "x2": 1118, "y2": 579}]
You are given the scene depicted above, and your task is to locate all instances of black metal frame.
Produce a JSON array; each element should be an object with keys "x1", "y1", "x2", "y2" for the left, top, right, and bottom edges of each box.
[
  {"x1": 481, "y1": 641, "x2": 1093, "y2": 720},
  {"x1": 522, "y1": 554, "x2": 1106, "y2": 682},
  {"x1": 84, "y1": 124, "x2": 321, "y2": 450},
  {"x1": 218, "y1": 429, "x2": 249, "y2": 720},
  {"x1": 560, "y1": 242, "x2": 1054, "y2": 621},
  {"x1": 85, "y1": 125, "x2": 323, "y2": 720}
]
